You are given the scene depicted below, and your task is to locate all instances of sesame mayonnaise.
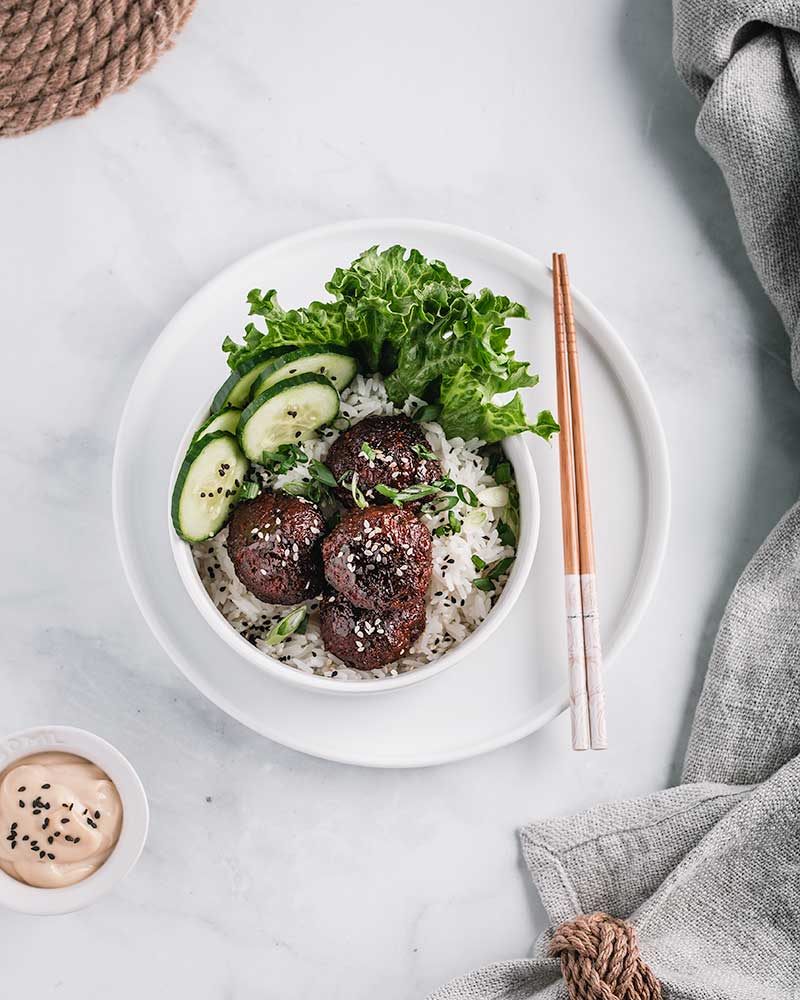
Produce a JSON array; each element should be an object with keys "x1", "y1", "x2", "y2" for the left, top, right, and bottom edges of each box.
[{"x1": 0, "y1": 752, "x2": 123, "y2": 888}]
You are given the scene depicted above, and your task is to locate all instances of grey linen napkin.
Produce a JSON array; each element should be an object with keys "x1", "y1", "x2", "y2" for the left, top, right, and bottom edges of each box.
[{"x1": 429, "y1": 4, "x2": 800, "y2": 997}]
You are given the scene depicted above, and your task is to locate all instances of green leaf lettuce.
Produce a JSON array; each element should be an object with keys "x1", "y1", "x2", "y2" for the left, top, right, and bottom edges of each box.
[{"x1": 225, "y1": 245, "x2": 557, "y2": 444}]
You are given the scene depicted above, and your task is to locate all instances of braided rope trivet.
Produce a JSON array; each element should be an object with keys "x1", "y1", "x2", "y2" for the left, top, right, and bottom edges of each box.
[
  {"x1": 0, "y1": 0, "x2": 196, "y2": 137},
  {"x1": 550, "y1": 912, "x2": 663, "y2": 1000}
]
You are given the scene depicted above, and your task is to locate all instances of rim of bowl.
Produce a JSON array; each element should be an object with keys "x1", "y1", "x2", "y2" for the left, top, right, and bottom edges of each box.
[
  {"x1": 169, "y1": 392, "x2": 540, "y2": 695},
  {"x1": 0, "y1": 726, "x2": 149, "y2": 915}
]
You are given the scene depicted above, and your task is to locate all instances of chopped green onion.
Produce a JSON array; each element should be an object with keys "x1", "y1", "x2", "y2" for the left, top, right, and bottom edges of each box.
[
  {"x1": 341, "y1": 471, "x2": 368, "y2": 509},
  {"x1": 280, "y1": 481, "x2": 309, "y2": 497},
  {"x1": 411, "y1": 442, "x2": 437, "y2": 461},
  {"x1": 310, "y1": 460, "x2": 338, "y2": 488},
  {"x1": 465, "y1": 509, "x2": 488, "y2": 526},
  {"x1": 375, "y1": 482, "x2": 440, "y2": 505},
  {"x1": 494, "y1": 461, "x2": 512, "y2": 484},
  {"x1": 413, "y1": 403, "x2": 442, "y2": 424},
  {"x1": 332, "y1": 415, "x2": 352, "y2": 432},
  {"x1": 421, "y1": 494, "x2": 459, "y2": 515},
  {"x1": 473, "y1": 578, "x2": 494, "y2": 592},
  {"x1": 486, "y1": 556, "x2": 515, "y2": 580},
  {"x1": 456, "y1": 484, "x2": 479, "y2": 507},
  {"x1": 261, "y1": 443, "x2": 309, "y2": 474},
  {"x1": 433, "y1": 476, "x2": 456, "y2": 492},
  {"x1": 497, "y1": 519, "x2": 516, "y2": 547},
  {"x1": 265, "y1": 606, "x2": 308, "y2": 645},
  {"x1": 477, "y1": 485, "x2": 509, "y2": 508},
  {"x1": 433, "y1": 524, "x2": 452, "y2": 537},
  {"x1": 360, "y1": 442, "x2": 377, "y2": 461},
  {"x1": 448, "y1": 511, "x2": 462, "y2": 534},
  {"x1": 471, "y1": 554, "x2": 486, "y2": 570},
  {"x1": 238, "y1": 481, "x2": 260, "y2": 500}
]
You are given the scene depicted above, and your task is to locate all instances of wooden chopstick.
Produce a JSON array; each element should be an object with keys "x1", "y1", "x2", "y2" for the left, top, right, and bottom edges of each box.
[
  {"x1": 556, "y1": 254, "x2": 608, "y2": 750},
  {"x1": 552, "y1": 254, "x2": 591, "y2": 751}
]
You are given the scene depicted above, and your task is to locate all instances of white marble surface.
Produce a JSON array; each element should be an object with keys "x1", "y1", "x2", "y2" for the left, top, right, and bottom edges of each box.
[{"x1": 1, "y1": 1, "x2": 799, "y2": 996}]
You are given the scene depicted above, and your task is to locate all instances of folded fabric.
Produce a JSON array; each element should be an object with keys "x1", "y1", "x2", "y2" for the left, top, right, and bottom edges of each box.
[{"x1": 429, "y1": 3, "x2": 800, "y2": 997}]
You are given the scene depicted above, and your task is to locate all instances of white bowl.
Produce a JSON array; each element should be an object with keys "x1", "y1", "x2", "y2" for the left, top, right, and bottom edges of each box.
[
  {"x1": 0, "y1": 726, "x2": 149, "y2": 915},
  {"x1": 169, "y1": 394, "x2": 540, "y2": 695}
]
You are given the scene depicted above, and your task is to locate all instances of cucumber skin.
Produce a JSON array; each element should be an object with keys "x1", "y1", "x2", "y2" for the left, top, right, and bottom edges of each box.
[
  {"x1": 193, "y1": 406, "x2": 241, "y2": 442},
  {"x1": 250, "y1": 346, "x2": 357, "y2": 398},
  {"x1": 171, "y1": 430, "x2": 249, "y2": 543},
  {"x1": 237, "y1": 372, "x2": 340, "y2": 461},
  {"x1": 211, "y1": 347, "x2": 289, "y2": 414}
]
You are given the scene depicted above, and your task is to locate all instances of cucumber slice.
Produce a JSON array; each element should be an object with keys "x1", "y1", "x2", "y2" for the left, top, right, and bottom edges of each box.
[
  {"x1": 193, "y1": 407, "x2": 241, "y2": 442},
  {"x1": 250, "y1": 347, "x2": 357, "y2": 397},
  {"x1": 211, "y1": 347, "x2": 290, "y2": 413},
  {"x1": 238, "y1": 373, "x2": 340, "y2": 461},
  {"x1": 171, "y1": 431, "x2": 250, "y2": 542}
]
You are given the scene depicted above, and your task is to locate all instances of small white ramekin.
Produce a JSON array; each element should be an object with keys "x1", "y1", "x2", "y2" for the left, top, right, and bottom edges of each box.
[
  {"x1": 0, "y1": 726, "x2": 149, "y2": 915},
  {"x1": 169, "y1": 394, "x2": 540, "y2": 695}
]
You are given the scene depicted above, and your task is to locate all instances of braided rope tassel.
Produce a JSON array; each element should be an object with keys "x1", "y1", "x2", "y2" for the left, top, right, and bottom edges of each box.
[
  {"x1": 0, "y1": 0, "x2": 196, "y2": 136},
  {"x1": 550, "y1": 913, "x2": 662, "y2": 1000}
]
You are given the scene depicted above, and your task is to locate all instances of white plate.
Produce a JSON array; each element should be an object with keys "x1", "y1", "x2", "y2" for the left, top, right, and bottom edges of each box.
[{"x1": 112, "y1": 220, "x2": 670, "y2": 768}]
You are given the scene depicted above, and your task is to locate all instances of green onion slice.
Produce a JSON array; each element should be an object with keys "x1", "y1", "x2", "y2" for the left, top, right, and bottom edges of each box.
[
  {"x1": 485, "y1": 556, "x2": 515, "y2": 580},
  {"x1": 456, "y1": 484, "x2": 479, "y2": 507},
  {"x1": 310, "y1": 460, "x2": 338, "y2": 487},
  {"x1": 411, "y1": 442, "x2": 437, "y2": 461},
  {"x1": 265, "y1": 606, "x2": 308, "y2": 646}
]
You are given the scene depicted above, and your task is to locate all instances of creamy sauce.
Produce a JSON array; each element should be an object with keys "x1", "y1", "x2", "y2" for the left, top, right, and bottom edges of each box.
[{"x1": 0, "y1": 752, "x2": 123, "y2": 888}]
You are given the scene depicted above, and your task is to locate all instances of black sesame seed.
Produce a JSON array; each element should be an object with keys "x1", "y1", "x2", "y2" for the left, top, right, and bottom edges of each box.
[
  {"x1": 47, "y1": 853, "x2": 55, "y2": 860},
  {"x1": 41, "y1": 784, "x2": 50, "y2": 789},
  {"x1": 65, "y1": 835, "x2": 73, "y2": 842},
  {"x1": 39, "y1": 850, "x2": 45, "y2": 858},
  {"x1": 94, "y1": 811, "x2": 100, "y2": 820},
  {"x1": 32, "y1": 809, "x2": 41, "y2": 815},
  {"x1": 17, "y1": 786, "x2": 25, "y2": 793},
  {"x1": 22, "y1": 835, "x2": 29, "y2": 842},
  {"x1": 18, "y1": 800, "x2": 24, "y2": 808},
  {"x1": 73, "y1": 837, "x2": 80, "y2": 844},
  {"x1": 47, "y1": 837, "x2": 54, "y2": 845},
  {"x1": 60, "y1": 818, "x2": 69, "y2": 824}
]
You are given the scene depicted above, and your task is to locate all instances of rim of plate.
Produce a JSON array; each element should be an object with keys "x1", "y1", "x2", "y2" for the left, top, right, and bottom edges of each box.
[{"x1": 112, "y1": 218, "x2": 671, "y2": 766}]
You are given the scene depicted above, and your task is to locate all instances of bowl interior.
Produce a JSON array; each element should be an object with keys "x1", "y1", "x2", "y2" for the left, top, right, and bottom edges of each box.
[{"x1": 169, "y1": 393, "x2": 540, "y2": 695}]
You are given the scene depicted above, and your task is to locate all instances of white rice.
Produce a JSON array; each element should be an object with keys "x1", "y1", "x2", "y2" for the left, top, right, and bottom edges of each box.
[{"x1": 192, "y1": 374, "x2": 517, "y2": 681}]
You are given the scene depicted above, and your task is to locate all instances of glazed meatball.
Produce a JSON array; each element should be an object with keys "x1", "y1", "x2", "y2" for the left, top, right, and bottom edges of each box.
[
  {"x1": 226, "y1": 492, "x2": 325, "y2": 604},
  {"x1": 320, "y1": 588, "x2": 426, "y2": 670},
  {"x1": 322, "y1": 505, "x2": 432, "y2": 610},
  {"x1": 326, "y1": 414, "x2": 443, "y2": 508}
]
